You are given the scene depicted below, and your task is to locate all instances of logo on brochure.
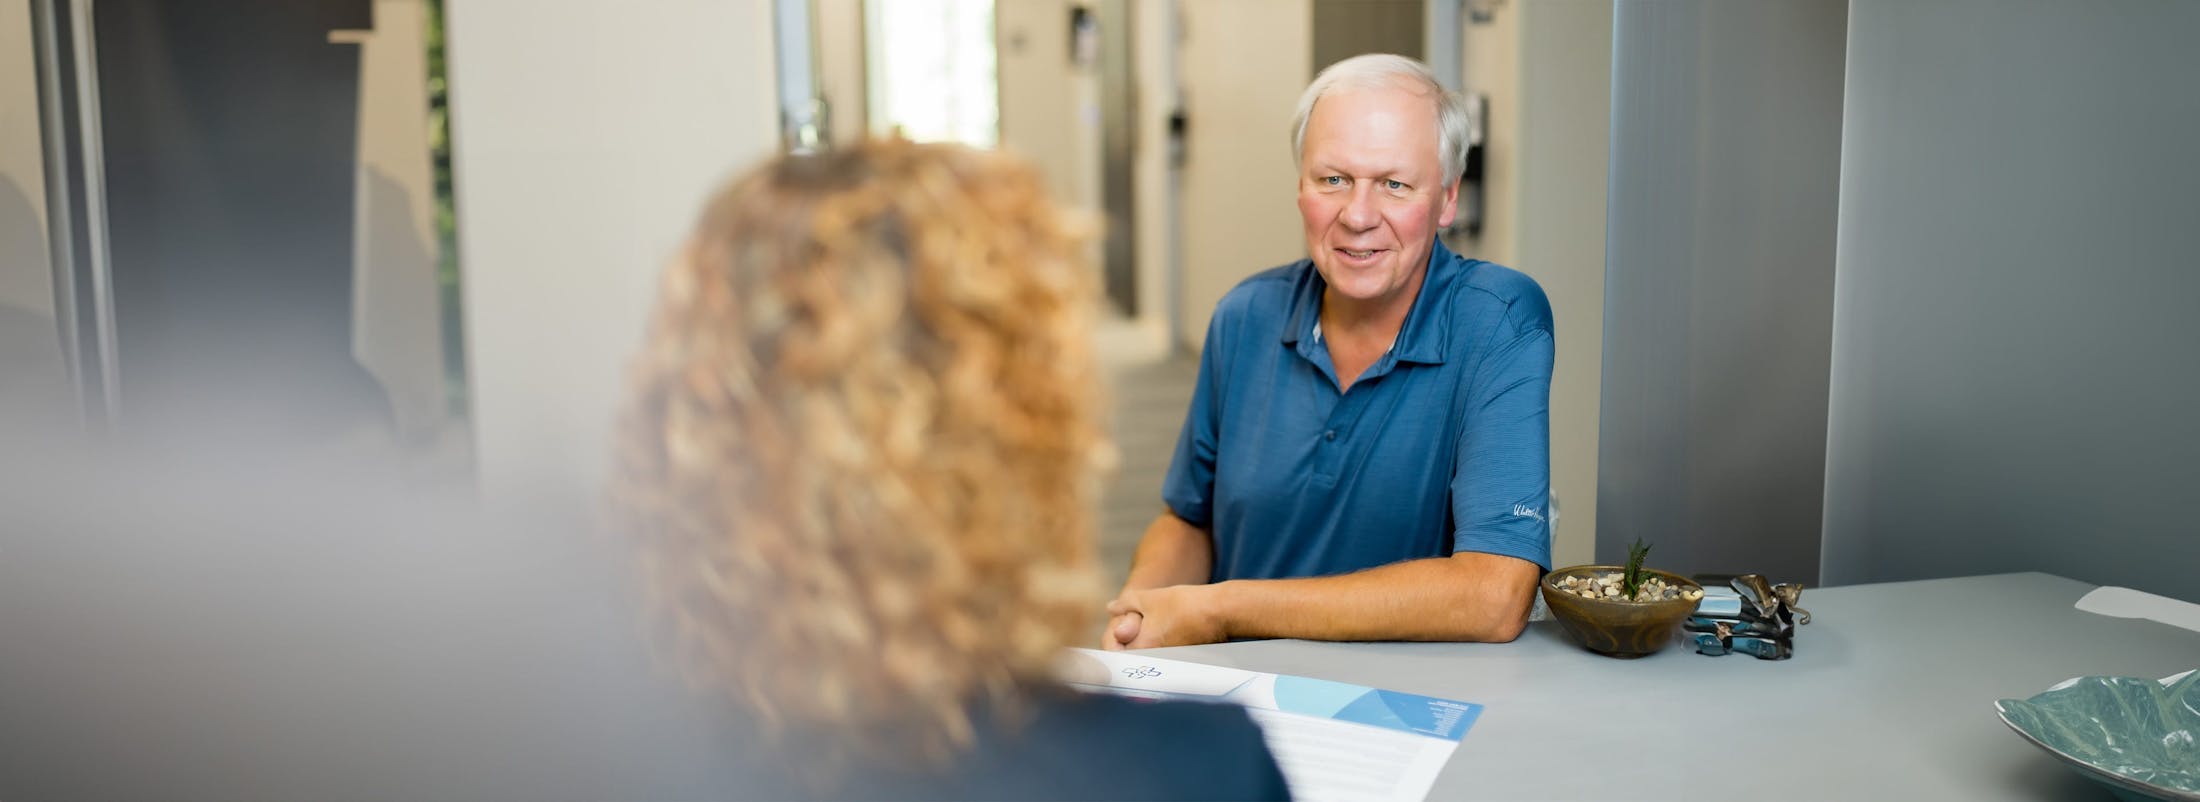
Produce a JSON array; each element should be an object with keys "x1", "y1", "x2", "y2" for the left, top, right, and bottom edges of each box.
[{"x1": 1121, "y1": 665, "x2": 1163, "y2": 680}]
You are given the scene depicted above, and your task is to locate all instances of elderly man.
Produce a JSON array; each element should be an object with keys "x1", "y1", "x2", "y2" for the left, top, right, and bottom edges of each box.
[{"x1": 1104, "y1": 54, "x2": 1552, "y2": 650}]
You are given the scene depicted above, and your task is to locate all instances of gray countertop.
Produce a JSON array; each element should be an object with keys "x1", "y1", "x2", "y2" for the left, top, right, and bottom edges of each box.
[{"x1": 1140, "y1": 572, "x2": 2200, "y2": 800}]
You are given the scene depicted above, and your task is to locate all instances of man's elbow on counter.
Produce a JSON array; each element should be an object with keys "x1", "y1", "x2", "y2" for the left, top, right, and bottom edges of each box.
[
  {"x1": 1433, "y1": 592, "x2": 1532, "y2": 643},
  {"x1": 1436, "y1": 555, "x2": 1538, "y2": 643},
  {"x1": 1471, "y1": 605, "x2": 1531, "y2": 643},
  {"x1": 1490, "y1": 616, "x2": 1530, "y2": 643}
]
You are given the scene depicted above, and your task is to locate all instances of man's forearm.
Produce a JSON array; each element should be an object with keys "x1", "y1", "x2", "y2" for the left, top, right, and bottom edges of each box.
[
  {"x1": 1120, "y1": 512, "x2": 1214, "y2": 592},
  {"x1": 1210, "y1": 552, "x2": 1540, "y2": 643}
]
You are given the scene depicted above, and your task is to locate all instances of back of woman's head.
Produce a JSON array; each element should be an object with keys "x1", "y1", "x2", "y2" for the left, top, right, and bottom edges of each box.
[{"x1": 612, "y1": 139, "x2": 1108, "y2": 767}]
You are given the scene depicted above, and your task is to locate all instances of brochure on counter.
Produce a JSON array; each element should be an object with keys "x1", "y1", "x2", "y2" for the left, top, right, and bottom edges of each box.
[{"x1": 1065, "y1": 648, "x2": 1483, "y2": 802}]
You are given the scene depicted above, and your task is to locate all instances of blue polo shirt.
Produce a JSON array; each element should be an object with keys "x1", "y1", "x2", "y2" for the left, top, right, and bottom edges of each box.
[{"x1": 1161, "y1": 239, "x2": 1554, "y2": 582}]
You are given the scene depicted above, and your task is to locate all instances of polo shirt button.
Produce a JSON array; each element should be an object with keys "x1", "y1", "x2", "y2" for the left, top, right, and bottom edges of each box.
[{"x1": 1324, "y1": 430, "x2": 1337, "y2": 441}]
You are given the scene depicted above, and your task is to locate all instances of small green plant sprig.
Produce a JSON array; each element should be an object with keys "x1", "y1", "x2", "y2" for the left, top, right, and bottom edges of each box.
[{"x1": 1621, "y1": 538, "x2": 1653, "y2": 600}]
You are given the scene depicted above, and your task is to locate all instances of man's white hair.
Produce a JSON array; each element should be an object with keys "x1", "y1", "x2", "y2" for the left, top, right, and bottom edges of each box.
[{"x1": 1291, "y1": 54, "x2": 1470, "y2": 187}]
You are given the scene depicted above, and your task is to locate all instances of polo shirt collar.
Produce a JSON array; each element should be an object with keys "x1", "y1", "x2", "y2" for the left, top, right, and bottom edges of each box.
[{"x1": 1279, "y1": 238, "x2": 1458, "y2": 365}]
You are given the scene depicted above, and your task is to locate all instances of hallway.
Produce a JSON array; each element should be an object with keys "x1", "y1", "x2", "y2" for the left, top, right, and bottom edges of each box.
[{"x1": 1097, "y1": 354, "x2": 1199, "y2": 593}]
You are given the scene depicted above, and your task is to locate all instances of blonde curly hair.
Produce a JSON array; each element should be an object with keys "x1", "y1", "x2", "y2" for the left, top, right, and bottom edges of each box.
[{"x1": 611, "y1": 139, "x2": 1110, "y2": 770}]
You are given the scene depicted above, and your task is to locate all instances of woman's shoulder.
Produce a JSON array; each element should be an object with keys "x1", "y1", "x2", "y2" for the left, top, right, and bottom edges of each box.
[
  {"x1": 965, "y1": 691, "x2": 1288, "y2": 801},
  {"x1": 1031, "y1": 689, "x2": 1264, "y2": 736},
  {"x1": 685, "y1": 689, "x2": 1291, "y2": 801}
]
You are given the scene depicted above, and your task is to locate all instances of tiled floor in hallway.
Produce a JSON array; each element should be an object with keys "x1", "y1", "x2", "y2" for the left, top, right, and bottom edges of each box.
[{"x1": 1096, "y1": 355, "x2": 1199, "y2": 594}]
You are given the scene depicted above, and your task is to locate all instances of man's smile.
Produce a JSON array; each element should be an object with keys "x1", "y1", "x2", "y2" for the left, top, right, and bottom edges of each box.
[{"x1": 1335, "y1": 247, "x2": 1387, "y2": 265}]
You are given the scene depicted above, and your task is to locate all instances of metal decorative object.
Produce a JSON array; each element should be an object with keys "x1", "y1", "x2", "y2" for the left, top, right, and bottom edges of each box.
[
  {"x1": 1686, "y1": 574, "x2": 1809, "y2": 659},
  {"x1": 1772, "y1": 583, "x2": 1813, "y2": 625}
]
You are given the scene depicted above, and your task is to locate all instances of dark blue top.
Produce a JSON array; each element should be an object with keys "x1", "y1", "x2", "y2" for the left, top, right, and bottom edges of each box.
[
  {"x1": 716, "y1": 692, "x2": 1292, "y2": 801},
  {"x1": 1162, "y1": 239, "x2": 1555, "y2": 581}
]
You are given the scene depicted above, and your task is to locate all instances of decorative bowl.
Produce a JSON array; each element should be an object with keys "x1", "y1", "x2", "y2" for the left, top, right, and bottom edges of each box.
[
  {"x1": 1539, "y1": 565, "x2": 1701, "y2": 658},
  {"x1": 1994, "y1": 670, "x2": 2200, "y2": 801}
]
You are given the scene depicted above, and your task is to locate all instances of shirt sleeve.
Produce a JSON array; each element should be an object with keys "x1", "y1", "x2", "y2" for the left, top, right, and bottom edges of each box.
[
  {"x1": 1450, "y1": 324, "x2": 1554, "y2": 570},
  {"x1": 1159, "y1": 312, "x2": 1230, "y2": 529}
]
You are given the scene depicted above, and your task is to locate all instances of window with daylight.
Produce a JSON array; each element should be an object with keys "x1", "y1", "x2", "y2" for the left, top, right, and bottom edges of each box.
[{"x1": 865, "y1": 0, "x2": 997, "y2": 147}]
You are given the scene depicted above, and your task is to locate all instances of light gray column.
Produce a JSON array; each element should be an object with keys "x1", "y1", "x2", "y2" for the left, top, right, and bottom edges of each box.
[
  {"x1": 1597, "y1": 0, "x2": 1847, "y2": 583},
  {"x1": 772, "y1": 0, "x2": 816, "y2": 151},
  {"x1": 1424, "y1": 0, "x2": 1459, "y2": 92},
  {"x1": 1821, "y1": 0, "x2": 2200, "y2": 601}
]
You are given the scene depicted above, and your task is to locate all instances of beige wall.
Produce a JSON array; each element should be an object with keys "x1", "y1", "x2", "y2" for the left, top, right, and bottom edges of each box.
[
  {"x1": 1451, "y1": 2, "x2": 1609, "y2": 568},
  {"x1": 445, "y1": 0, "x2": 778, "y2": 508},
  {"x1": 997, "y1": 0, "x2": 1099, "y2": 212},
  {"x1": 1456, "y1": 2, "x2": 1518, "y2": 265},
  {"x1": 1513, "y1": 1, "x2": 1610, "y2": 570},
  {"x1": 1311, "y1": 0, "x2": 1423, "y2": 72},
  {"x1": 349, "y1": 0, "x2": 445, "y2": 442},
  {"x1": 1130, "y1": 0, "x2": 1173, "y2": 343},
  {"x1": 2, "y1": 0, "x2": 54, "y2": 320},
  {"x1": 1175, "y1": 0, "x2": 1310, "y2": 350},
  {"x1": 0, "y1": 0, "x2": 70, "y2": 424},
  {"x1": 814, "y1": 0, "x2": 866, "y2": 147}
]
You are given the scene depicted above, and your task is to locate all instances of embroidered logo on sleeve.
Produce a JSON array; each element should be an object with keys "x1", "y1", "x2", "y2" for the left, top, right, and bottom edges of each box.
[{"x1": 1512, "y1": 504, "x2": 1547, "y2": 524}]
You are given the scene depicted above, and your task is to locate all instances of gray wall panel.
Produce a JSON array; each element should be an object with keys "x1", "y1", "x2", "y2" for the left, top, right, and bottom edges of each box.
[
  {"x1": 1597, "y1": 0, "x2": 1847, "y2": 582},
  {"x1": 1821, "y1": 0, "x2": 2200, "y2": 600}
]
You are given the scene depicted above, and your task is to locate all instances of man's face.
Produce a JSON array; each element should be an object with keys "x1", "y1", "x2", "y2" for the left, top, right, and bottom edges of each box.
[{"x1": 1296, "y1": 83, "x2": 1459, "y2": 309}]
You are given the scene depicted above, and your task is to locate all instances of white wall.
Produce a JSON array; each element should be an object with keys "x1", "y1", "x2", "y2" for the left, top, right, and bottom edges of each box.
[
  {"x1": 1175, "y1": 0, "x2": 1309, "y2": 349},
  {"x1": 1513, "y1": 1, "x2": 1610, "y2": 570},
  {"x1": 444, "y1": 0, "x2": 777, "y2": 508}
]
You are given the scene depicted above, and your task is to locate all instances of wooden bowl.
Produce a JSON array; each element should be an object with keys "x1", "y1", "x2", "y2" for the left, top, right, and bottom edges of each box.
[{"x1": 1540, "y1": 565, "x2": 1702, "y2": 658}]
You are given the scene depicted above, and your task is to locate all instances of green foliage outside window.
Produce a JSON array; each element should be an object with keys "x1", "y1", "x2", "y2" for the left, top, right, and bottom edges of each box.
[{"x1": 424, "y1": 0, "x2": 465, "y2": 414}]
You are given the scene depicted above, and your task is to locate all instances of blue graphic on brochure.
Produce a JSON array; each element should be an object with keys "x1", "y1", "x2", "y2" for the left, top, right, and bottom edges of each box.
[{"x1": 1064, "y1": 649, "x2": 1482, "y2": 741}]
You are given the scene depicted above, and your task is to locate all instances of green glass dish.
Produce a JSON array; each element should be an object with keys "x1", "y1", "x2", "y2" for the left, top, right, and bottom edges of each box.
[{"x1": 1994, "y1": 670, "x2": 2200, "y2": 802}]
